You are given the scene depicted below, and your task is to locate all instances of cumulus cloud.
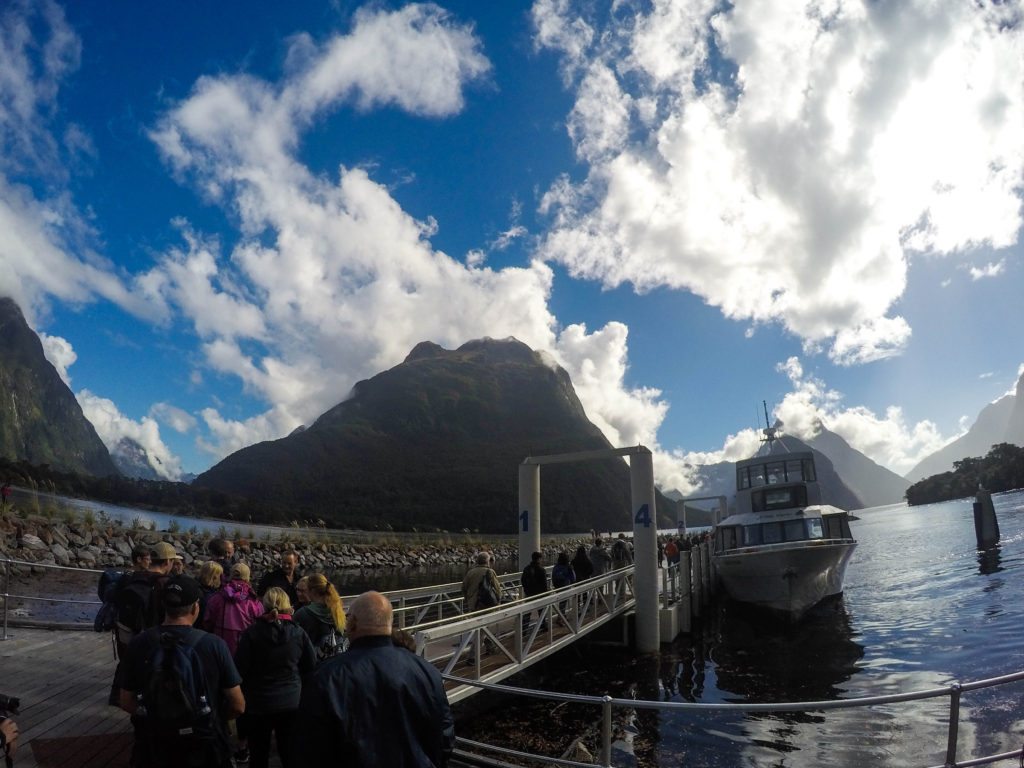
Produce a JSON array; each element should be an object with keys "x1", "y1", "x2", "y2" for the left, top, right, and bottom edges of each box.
[
  {"x1": 774, "y1": 357, "x2": 953, "y2": 475},
  {"x1": 534, "y1": 0, "x2": 1024, "y2": 364},
  {"x1": 968, "y1": 260, "x2": 1006, "y2": 280},
  {"x1": 77, "y1": 390, "x2": 185, "y2": 481},
  {"x1": 0, "y1": 1, "x2": 160, "y2": 324},
  {"x1": 149, "y1": 402, "x2": 197, "y2": 434},
  {"x1": 143, "y1": 3, "x2": 669, "y2": 464},
  {"x1": 38, "y1": 331, "x2": 76, "y2": 385}
]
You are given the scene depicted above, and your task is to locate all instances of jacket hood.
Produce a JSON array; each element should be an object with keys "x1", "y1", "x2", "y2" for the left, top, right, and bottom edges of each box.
[
  {"x1": 305, "y1": 601, "x2": 334, "y2": 627},
  {"x1": 224, "y1": 579, "x2": 258, "y2": 603}
]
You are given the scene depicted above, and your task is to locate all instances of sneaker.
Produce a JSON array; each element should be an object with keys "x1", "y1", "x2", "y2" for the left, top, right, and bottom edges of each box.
[{"x1": 233, "y1": 748, "x2": 250, "y2": 764}]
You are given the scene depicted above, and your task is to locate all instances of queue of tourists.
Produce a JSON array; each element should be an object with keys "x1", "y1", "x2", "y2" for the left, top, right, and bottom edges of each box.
[{"x1": 100, "y1": 539, "x2": 453, "y2": 768}]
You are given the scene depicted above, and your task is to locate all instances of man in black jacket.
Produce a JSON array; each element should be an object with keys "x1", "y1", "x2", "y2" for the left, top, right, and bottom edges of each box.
[
  {"x1": 520, "y1": 551, "x2": 549, "y2": 629},
  {"x1": 257, "y1": 551, "x2": 300, "y2": 606},
  {"x1": 297, "y1": 591, "x2": 454, "y2": 767}
]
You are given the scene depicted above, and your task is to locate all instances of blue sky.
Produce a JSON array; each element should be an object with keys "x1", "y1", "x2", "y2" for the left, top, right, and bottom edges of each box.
[{"x1": 1, "y1": 0, "x2": 1022, "y2": 489}]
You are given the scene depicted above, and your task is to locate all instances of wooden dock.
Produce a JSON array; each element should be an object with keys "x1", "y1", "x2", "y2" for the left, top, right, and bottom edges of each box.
[{"x1": 0, "y1": 627, "x2": 131, "y2": 768}]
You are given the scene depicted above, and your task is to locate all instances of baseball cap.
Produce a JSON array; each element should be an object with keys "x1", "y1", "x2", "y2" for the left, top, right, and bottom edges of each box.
[
  {"x1": 162, "y1": 575, "x2": 202, "y2": 608},
  {"x1": 151, "y1": 541, "x2": 178, "y2": 561}
]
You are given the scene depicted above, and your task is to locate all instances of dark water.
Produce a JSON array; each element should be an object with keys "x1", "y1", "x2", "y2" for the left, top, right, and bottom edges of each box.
[{"x1": 458, "y1": 491, "x2": 1024, "y2": 767}]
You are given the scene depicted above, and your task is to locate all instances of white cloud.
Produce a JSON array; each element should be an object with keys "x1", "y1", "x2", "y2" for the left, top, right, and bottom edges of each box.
[
  {"x1": 968, "y1": 259, "x2": 1005, "y2": 280},
  {"x1": 38, "y1": 331, "x2": 75, "y2": 385},
  {"x1": 774, "y1": 357, "x2": 954, "y2": 475},
  {"x1": 0, "y1": 1, "x2": 161, "y2": 324},
  {"x1": 149, "y1": 402, "x2": 197, "y2": 434},
  {"x1": 77, "y1": 389, "x2": 185, "y2": 481},
  {"x1": 534, "y1": 0, "x2": 1024, "y2": 364},
  {"x1": 143, "y1": 4, "x2": 668, "y2": 465}
]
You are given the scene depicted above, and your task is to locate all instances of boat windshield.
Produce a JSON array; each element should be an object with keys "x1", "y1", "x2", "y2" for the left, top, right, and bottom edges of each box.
[
  {"x1": 737, "y1": 458, "x2": 816, "y2": 489},
  {"x1": 717, "y1": 517, "x2": 831, "y2": 552},
  {"x1": 751, "y1": 485, "x2": 808, "y2": 512}
]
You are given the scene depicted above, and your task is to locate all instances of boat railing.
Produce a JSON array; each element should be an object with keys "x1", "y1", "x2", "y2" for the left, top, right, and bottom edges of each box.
[{"x1": 444, "y1": 669, "x2": 1024, "y2": 768}]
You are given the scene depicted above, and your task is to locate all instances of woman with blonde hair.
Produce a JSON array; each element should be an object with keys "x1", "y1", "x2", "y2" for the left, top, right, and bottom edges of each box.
[
  {"x1": 195, "y1": 560, "x2": 223, "y2": 627},
  {"x1": 293, "y1": 573, "x2": 346, "y2": 660},
  {"x1": 203, "y1": 561, "x2": 263, "y2": 655},
  {"x1": 234, "y1": 587, "x2": 315, "y2": 768}
]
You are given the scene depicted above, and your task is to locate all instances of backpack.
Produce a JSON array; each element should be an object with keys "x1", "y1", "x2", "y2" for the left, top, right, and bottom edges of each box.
[
  {"x1": 476, "y1": 576, "x2": 499, "y2": 609},
  {"x1": 94, "y1": 568, "x2": 125, "y2": 633},
  {"x1": 316, "y1": 626, "x2": 348, "y2": 663},
  {"x1": 552, "y1": 564, "x2": 574, "y2": 589},
  {"x1": 116, "y1": 572, "x2": 155, "y2": 644},
  {"x1": 137, "y1": 631, "x2": 221, "y2": 767},
  {"x1": 612, "y1": 540, "x2": 629, "y2": 562}
]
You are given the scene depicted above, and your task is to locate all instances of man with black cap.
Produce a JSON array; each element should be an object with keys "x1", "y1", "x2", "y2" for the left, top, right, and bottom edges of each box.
[{"x1": 119, "y1": 575, "x2": 245, "y2": 768}]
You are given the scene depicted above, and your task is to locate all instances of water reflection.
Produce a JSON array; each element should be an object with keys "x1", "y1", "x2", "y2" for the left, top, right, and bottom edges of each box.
[{"x1": 977, "y1": 545, "x2": 1003, "y2": 576}]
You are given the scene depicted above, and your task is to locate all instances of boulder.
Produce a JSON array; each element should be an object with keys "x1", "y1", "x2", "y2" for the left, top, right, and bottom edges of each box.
[
  {"x1": 50, "y1": 542, "x2": 71, "y2": 566},
  {"x1": 19, "y1": 533, "x2": 46, "y2": 551}
]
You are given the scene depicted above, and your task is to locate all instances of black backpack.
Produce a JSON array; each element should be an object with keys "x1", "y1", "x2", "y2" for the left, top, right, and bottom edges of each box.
[
  {"x1": 476, "y1": 576, "x2": 499, "y2": 609},
  {"x1": 316, "y1": 626, "x2": 349, "y2": 663},
  {"x1": 94, "y1": 568, "x2": 124, "y2": 633},
  {"x1": 138, "y1": 631, "x2": 222, "y2": 767},
  {"x1": 116, "y1": 572, "x2": 155, "y2": 643}
]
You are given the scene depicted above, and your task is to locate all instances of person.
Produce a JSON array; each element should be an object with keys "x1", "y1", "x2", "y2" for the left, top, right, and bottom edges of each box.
[
  {"x1": 664, "y1": 537, "x2": 680, "y2": 568},
  {"x1": 296, "y1": 591, "x2": 454, "y2": 767},
  {"x1": 571, "y1": 545, "x2": 593, "y2": 582},
  {"x1": 293, "y1": 573, "x2": 346, "y2": 659},
  {"x1": 196, "y1": 561, "x2": 224, "y2": 627},
  {"x1": 119, "y1": 574, "x2": 244, "y2": 768},
  {"x1": 0, "y1": 715, "x2": 18, "y2": 761},
  {"x1": 552, "y1": 551, "x2": 575, "y2": 589},
  {"x1": 203, "y1": 562, "x2": 264, "y2": 656},
  {"x1": 520, "y1": 551, "x2": 549, "y2": 629},
  {"x1": 657, "y1": 538, "x2": 665, "y2": 569},
  {"x1": 169, "y1": 554, "x2": 185, "y2": 576},
  {"x1": 462, "y1": 553, "x2": 501, "y2": 612},
  {"x1": 0, "y1": 481, "x2": 11, "y2": 512},
  {"x1": 107, "y1": 543, "x2": 154, "y2": 705},
  {"x1": 611, "y1": 534, "x2": 634, "y2": 569},
  {"x1": 209, "y1": 539, "x2": 238, "y2": 576},
  {"x1": 257, "y1": 551, "x2": 300, "y2": 606},
  {"x1": 234, "y1": 587, "x2": 316, "y2": 768},
  {"x1": 589, "y1": 538, "x2": 612, "y2": 577},
  {"x1": 294, "y1": 576, "x2": 310, "y2": 610}
]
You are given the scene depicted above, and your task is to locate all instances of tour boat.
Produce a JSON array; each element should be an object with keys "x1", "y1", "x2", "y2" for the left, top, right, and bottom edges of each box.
[{"x1": 712, "y1": 422, "x2": 857, "y2": 620}]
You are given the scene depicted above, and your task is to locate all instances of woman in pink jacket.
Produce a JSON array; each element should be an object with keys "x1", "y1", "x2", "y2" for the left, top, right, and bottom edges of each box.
[{"x1": 203, "y1": 561, "x2": 264, "y2": 655}]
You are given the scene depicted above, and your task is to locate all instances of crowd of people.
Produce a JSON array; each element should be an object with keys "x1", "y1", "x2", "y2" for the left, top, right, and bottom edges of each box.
[{"x1": 102, "y1": 538, "x2": 452, "y2": 768}]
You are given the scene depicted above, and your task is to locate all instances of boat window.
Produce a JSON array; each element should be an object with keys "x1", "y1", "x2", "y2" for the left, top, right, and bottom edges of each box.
[
  {"x1": 762, "y1": 523, "x2": 783, "y2": 544},
  {"x1": 785, "y1": 459, "x2": 804, "y2": 482},
  {"x1": 743, "y1": 525, "x2": 762, "y2": 545},
  {"x1": 751, "y1": 485, "x2": 808, "y2": 512},
  {"x1": 784, "y1": 520, "x2": 805, "y2": 541},
  {"x1": 806, "y1": 519, "x2": 824, "y2": 539},
  {"x1": 802, "y1": 459, "x2": 816, "y2": 482},
  {"x1": 749, "y1": 464, "x2": 766, "y2": 487},
  {"x1": 737, "y1": 466, "x2": 750, "y2": 490},
  {"x1": 718, "y1": 527, "x2": 738, "y2": 551},
  {"x1": 766, "y1": 462, "x2": 786, "y2": 484},
  {"x1": 823, "y1": 516, "x2": 843, "y2": 538}
]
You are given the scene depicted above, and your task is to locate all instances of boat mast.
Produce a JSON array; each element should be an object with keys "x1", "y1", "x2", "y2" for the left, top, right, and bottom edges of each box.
[{"x1": 761, "y1": 400, "x2": 777, "y2": 445}]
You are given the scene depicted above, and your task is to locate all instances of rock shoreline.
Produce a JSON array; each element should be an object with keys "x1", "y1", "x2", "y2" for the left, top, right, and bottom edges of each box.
[{"x1": 0, "y1": 512, "x2": 588, "y2": 581}]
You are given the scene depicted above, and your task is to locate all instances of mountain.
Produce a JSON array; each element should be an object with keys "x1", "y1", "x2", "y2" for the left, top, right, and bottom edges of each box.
[
  {"x1": 804, "y1": 423, "x2": 909, "y2": 507},
  {"x1": 0, "y1": 298, "x2": 118, "y2": 476},
  {"x1": 906, "y1": 372, "x2": 1024, "y2": 482},
  {"x1": 111, "y1": 437, "x2": 165, "y2": 481},
  {"x1": 685, "y1": 431, "x2": 895, "y2": 511},
  {"x1": 195, "y1": 338, "x2": 677, "y2": 533}
]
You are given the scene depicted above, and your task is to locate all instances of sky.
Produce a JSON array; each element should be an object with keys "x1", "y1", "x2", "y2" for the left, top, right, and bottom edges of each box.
[{"x1": 1, "y1": 0, "x2": 1022, "y2": 491}]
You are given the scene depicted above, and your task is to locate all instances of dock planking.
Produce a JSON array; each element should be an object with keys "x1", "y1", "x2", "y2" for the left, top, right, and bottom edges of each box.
[{"x1": 0, "y1": 627, "x2": 131, "y2": 768}]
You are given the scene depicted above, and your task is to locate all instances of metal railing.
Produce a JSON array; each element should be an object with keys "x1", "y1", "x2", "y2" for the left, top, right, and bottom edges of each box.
[
  {"x1": 1, "y1": 556, "x2": 104, "y2": 639},
  {"x1": 444, "y1": 670, "x2": 1024, "y2": 768}
]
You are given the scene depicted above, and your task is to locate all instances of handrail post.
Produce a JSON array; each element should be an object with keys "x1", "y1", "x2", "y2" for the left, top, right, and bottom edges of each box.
[
  {"x1": 944, "y1": 683, "x2": 961, "y2": 767},
  {"x1": 601, "y1": 695, "x2": 613, "y2": 767},
  {"x1": 2, "y1": 558, "x2": 9, "y2": 641}
]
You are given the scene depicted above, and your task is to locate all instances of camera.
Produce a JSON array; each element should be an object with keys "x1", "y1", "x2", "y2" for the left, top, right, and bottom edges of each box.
[{"x1": 0, "y1": 696, "x2": 18, "y2": 717}]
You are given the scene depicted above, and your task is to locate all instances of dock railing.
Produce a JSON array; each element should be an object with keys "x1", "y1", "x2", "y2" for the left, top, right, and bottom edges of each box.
[
  {"x1": 1, "y1": 556, "x2": 105, "y2": 638},
  {"x1": 445, "y1": 670, "x2": 1024, "y2": 768}
]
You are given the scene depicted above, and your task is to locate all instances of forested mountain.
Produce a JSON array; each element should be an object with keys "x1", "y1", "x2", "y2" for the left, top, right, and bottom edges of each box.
[
  {"x1": 906, "y1": 443, "x2": 1024, "y2": 505},
  {"x1": 0, "y1": 298, "x2": 118, "y2": 477},
  {"x1": 196, "y1": 338, "x2": 677, "y2": 533}
]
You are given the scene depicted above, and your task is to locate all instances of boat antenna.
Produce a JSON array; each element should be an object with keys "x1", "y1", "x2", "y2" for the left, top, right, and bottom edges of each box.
[{"x1": 761, "y1": 400, "x2": 778, "y2": 445}]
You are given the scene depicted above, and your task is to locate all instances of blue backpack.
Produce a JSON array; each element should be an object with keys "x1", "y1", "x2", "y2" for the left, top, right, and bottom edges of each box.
[
  {"x1": 93, "y1": 569, "x2": 124, "y2": 633},
  {"x1": 137, "y1": 630, "x2": 221, "y2": 766}
]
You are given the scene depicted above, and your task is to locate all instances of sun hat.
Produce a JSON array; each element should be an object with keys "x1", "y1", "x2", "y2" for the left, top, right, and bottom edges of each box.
[{"x1": 151, "y1": 541, "x2": 178, "y2": 561}]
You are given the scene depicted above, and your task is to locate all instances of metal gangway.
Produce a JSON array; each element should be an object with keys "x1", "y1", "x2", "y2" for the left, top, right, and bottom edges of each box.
[{"x1": 343, "y1": 566, "x2": 644, "y2": 704}]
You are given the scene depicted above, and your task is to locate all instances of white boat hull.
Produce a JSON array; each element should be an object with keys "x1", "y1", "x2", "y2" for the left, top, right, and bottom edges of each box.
[{"x1": 714, "y1": 540, "x2": 857, "y2": 619}]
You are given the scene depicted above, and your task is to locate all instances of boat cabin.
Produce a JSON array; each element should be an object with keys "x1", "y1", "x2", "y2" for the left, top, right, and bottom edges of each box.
[{"x1": 734, "y1": 451, "x2": 823, "y2": 515}]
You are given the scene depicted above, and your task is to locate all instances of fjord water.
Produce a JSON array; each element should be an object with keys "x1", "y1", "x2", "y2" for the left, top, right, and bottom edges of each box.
[{"x1": 462, "y1": 491, "x2": 1024, "y2": 767}]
